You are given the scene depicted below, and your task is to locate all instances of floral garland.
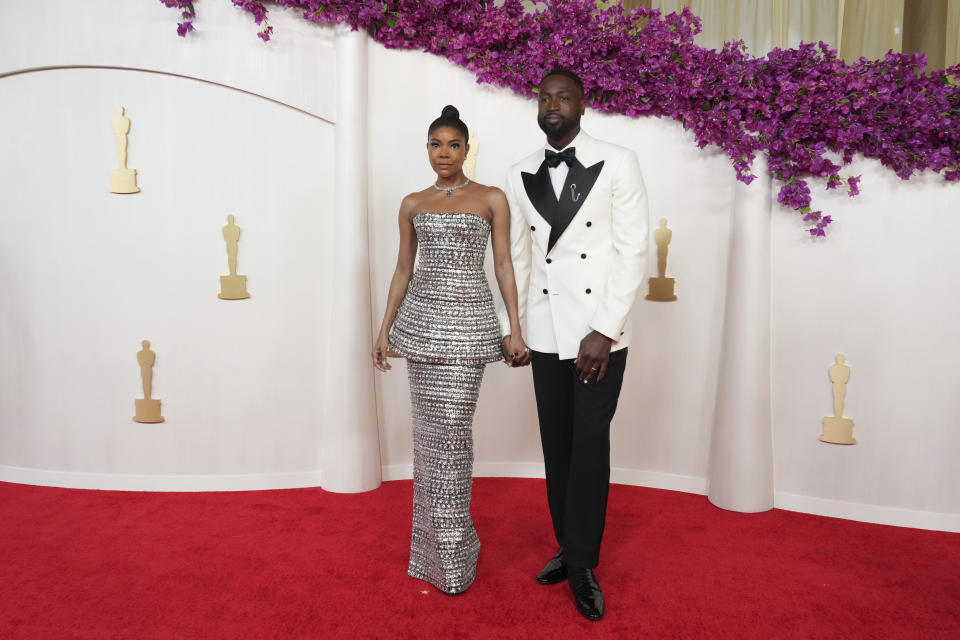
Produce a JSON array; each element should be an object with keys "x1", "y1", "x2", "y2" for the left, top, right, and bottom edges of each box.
[
  {"x1": 162, "y1": 0, "x2": 960, "y2": 235},
  {"x1": 160, "y1": 1, "x2": 196, "y2": 37}
]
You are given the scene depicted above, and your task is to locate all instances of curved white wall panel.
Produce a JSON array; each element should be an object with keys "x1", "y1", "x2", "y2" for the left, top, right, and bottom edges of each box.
[
  {"x1": 1, "y1": 1, "x2": 336, "y2": 120},
  {"x1": 0, "y1": 69, "x2": 334, "y2": 485},
  {"x1": 771, "y1": 159, "x2": 960, "y2": 523},
  {"x1": 708, "y1": 157, "x2": 774, "y2": 513},
  {"x1": 319, "y1": 26, "x2": 381, "y2": 493}
]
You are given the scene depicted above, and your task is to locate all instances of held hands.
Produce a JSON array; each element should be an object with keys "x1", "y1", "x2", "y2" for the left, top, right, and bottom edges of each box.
[
  {"x1": 501, "y1": 334, "x2": 532, "y2": 367},
  {"x1": 372, "y1": 334, "x2": 392, "y2": 372},
  {"x1": 575, "y1": 330, "x2": 613, "y2": 383}
]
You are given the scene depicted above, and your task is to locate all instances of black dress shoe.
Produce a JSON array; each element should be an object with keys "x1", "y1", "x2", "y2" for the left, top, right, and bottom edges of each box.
[
  {"x1": 568, "y1": 566, "x2": 604, "y2": 621},
  {"x1": 535, "y1": 548, "x2": 567, "y2": 584}
]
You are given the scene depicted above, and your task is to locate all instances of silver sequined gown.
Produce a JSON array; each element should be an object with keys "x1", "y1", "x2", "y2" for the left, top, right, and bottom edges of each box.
[{"x1": 389, "y1": 212, "x2": 502, "y2": 594}]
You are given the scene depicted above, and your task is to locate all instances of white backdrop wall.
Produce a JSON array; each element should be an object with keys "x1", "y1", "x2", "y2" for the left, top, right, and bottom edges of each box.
[
  {"x1": 771, "y1": 161, "x2": 960, "y2": 526},
  {"x1": 2, "y1": 2, "x2": 337, "y2": 119},
  {"x1": 1, "y1": 1, "x2": 958, "y2": 531},
  {"x1": 0, "y1": 68, "x2": 334, "y2": 488},
  {"x1": 0, "y1": 1, "x2": 340, "y2": 490}
]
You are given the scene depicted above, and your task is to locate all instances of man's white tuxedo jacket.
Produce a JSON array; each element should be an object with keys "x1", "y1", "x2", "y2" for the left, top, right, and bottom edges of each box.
[{"x1": 499, "y1": 131, "x2": 649, "y2": 360}]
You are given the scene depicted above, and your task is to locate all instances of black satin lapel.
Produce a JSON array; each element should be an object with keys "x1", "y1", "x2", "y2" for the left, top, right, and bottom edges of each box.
[
  {"x1": 521, "y1": 162, "x2": 558, "y2": 227},
  {"x1": 547, "y1": 159, "x2": 605, "y2": 252}
]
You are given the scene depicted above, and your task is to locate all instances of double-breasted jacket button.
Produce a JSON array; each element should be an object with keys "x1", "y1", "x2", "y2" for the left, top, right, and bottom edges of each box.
[
  {"x1": 543, "y1": 288, "x2": 549, "y2": 294},
  {"x1": 585, "y1": 288, "x2": 592, "y2": 294},
  {"x1": 586, "y1": 221, "x2": 592, "y2": 227},
  {"x1": 531, "y1": 225, "x2": 536, "y2": 231},
  {"x1": 580, "y1": 253, "x2": 587, "y2": 259},
  {"x1": 546, "y1": 258, "x2": 552, "y2": 264}
]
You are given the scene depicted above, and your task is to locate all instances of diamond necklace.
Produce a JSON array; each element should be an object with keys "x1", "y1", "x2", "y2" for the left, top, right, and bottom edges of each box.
[{"x1": 433, "y1": 178, "x2": 470, "y2": 198}]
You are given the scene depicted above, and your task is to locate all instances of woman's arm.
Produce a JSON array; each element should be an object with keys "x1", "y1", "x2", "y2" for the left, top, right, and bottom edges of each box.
[
  {"x1": 372, "y1": 196, "x2": 418, "y2": 371},
  {"x1": 489, "y1": 187, "x2": 527, "y2": 362}
]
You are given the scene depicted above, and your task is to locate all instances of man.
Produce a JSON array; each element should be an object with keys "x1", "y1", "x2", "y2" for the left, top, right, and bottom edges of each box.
[{"x1": 500, "y1": 68, "x2": 649, "y2": 621}]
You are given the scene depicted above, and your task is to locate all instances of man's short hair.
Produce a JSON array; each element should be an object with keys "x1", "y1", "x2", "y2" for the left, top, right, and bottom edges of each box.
[{"x1": 541, "y1": 67, "x2": 585, "y2": 96}]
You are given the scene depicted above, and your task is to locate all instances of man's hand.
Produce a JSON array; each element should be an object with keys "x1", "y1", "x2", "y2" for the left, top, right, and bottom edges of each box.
[
  {"x1": 576, "y1": 330, "x2": 613, "y2": 382},
  {"x1": 502, "y1": 335, "x2": 532, "y2": 367}
]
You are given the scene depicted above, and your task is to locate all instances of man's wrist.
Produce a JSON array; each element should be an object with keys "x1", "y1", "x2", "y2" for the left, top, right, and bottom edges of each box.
[{"x1": 589, "y1": 329, "x2": 614, "y2": 343}]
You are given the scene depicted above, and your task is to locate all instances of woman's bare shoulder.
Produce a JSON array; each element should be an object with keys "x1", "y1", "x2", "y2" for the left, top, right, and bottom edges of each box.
[
  {"x1": 470, "y1": 182, "x2": 506, "y2": 201},
  {"x1": 399, "y1": 187, "x2": 434, "y2": 217}
]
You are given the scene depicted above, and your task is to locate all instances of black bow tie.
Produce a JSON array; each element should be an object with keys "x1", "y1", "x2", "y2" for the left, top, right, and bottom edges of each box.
[{"x1": 544, "y1": 147, "x2": 576, "y2": 168}]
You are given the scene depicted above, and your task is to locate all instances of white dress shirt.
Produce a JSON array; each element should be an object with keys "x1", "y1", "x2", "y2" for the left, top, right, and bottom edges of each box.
[{"x1": 545, "y1": 132, "x2": 581, "y2": 200}]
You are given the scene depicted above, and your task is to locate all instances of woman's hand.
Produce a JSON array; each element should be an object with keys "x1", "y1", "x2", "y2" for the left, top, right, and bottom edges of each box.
[
  {"x1": 372, "y1": 335, "x2": 392, "y2": 372},
  {"x1": 504, "y1": 334, "x2": 531, "y2": 367}
]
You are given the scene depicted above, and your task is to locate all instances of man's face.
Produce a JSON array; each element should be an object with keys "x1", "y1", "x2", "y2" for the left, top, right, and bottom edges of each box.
[{"x1": 537, "y1": 74, "x2": 585, "y2": 141}]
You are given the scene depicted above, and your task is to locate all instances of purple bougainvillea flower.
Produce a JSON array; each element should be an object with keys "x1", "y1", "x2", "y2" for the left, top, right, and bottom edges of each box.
[
  {"x1": 847, "y1": 175, "x2": 862, "y2": 197},
  {"x1": 159, "y1": 0, "x2": 960, "y2": 235}
]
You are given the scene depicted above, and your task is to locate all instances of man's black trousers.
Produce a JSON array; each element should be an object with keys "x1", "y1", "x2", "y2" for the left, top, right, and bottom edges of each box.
[{"x1": 531, "y1": 348, "x2": 628, "y2": 568}]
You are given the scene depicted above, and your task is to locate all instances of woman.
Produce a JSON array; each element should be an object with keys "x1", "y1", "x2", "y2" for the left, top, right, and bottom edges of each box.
[{"x1": 372, "y1": 105, "x2": 526, "y2": 595}]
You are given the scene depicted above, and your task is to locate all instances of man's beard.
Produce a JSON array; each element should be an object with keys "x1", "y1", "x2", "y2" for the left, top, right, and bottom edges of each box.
[{"x1": 538, "y1": 114, "x2": 579, "y2": 140}]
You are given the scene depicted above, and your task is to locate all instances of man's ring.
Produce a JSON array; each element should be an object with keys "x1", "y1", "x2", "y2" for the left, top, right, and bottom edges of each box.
[{"x1": 590, "y1": 367, "x2": 598, "y2": 371}]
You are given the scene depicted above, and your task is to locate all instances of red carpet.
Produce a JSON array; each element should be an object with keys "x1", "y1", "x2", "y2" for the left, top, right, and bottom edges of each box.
[{"x1": 1, "y1": 478, "x2": 958, "y2": 639}]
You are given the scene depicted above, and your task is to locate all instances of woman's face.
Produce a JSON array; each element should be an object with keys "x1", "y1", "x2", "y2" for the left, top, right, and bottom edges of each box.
[{"x1": 427, "y1": 126, "x2": 468, "y2": 179}]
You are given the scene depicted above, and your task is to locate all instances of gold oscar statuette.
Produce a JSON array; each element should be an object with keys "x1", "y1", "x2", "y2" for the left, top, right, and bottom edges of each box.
[
  {"x1": 219, "y1": 214, "x2": 250, "y2": 300},
  {"x1": 646, "y1": 218, "x2": 677, "y2": 301},
  {"x1": 109, "y1": 107, "x2": 140, "y2": 194},
  {"x1": 133, "y1": 340, "x2": 164, "y2": 423},
  {"x1": 820, "y1": 354, "x2": 855, "y2": 444},
  {"x1": 464, "y1": 129, "x2": 479, "y2": 181}
]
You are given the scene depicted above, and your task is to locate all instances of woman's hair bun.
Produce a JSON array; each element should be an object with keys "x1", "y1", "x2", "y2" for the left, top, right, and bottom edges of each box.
[{"x1": 428, "y1": 104, "x2": 469, "y2": 142}]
